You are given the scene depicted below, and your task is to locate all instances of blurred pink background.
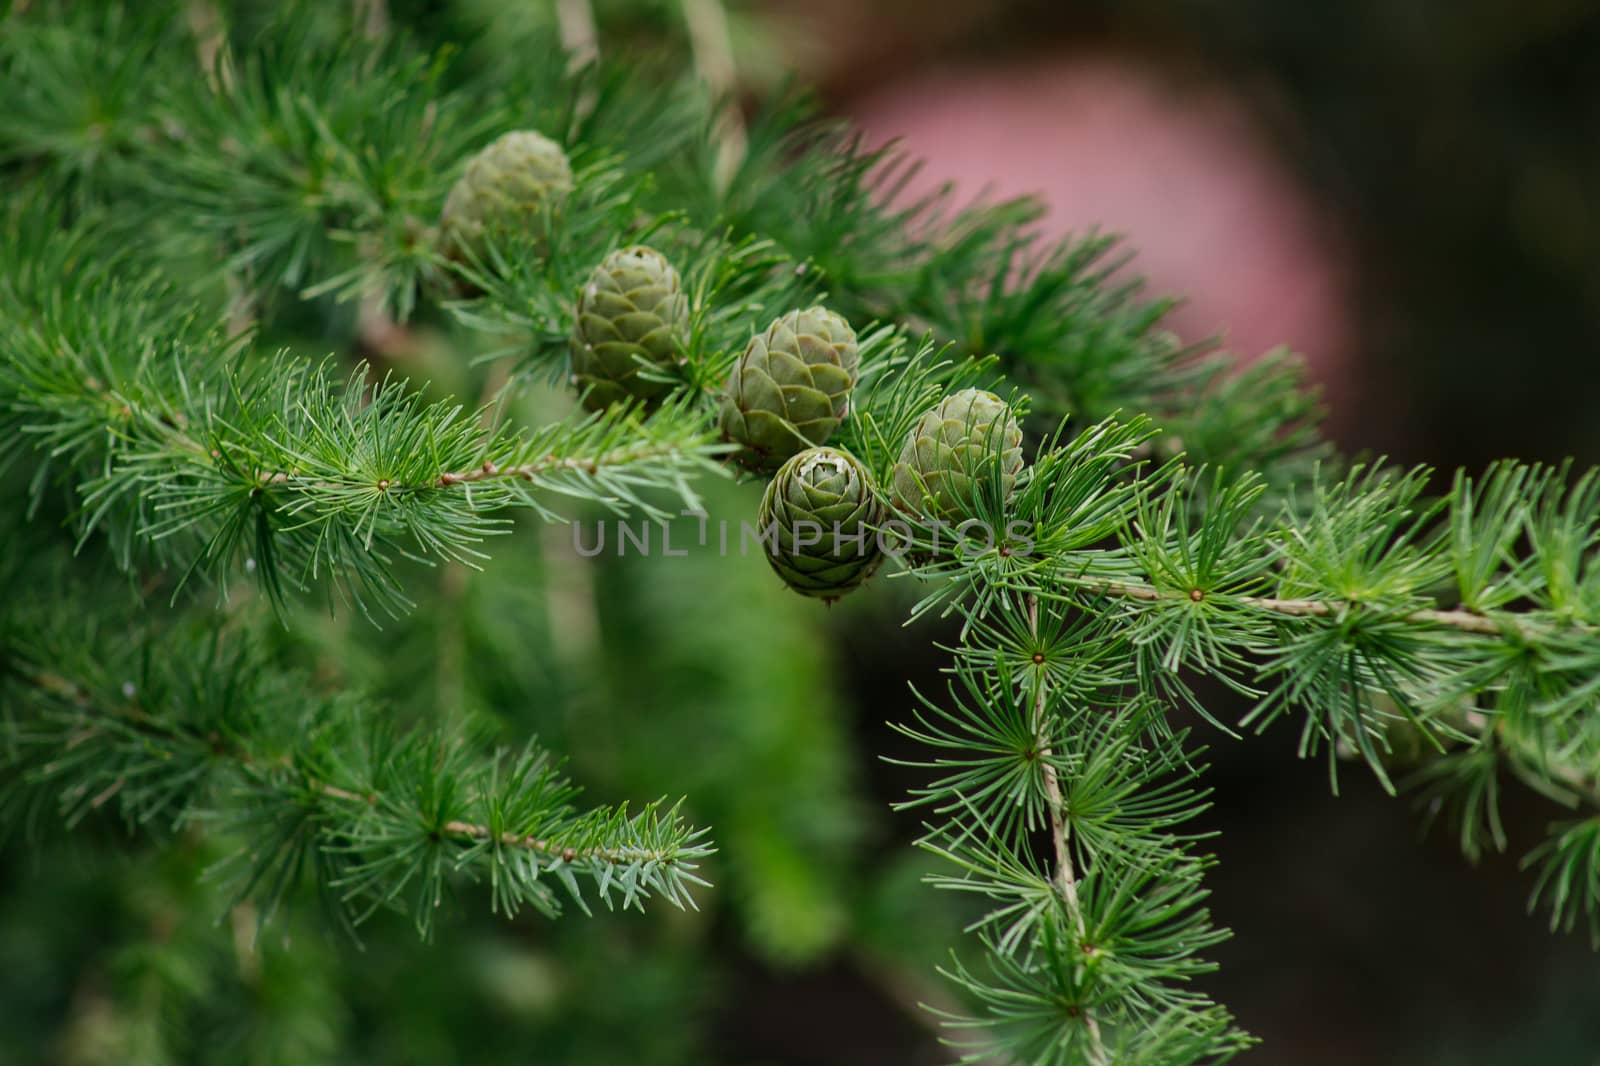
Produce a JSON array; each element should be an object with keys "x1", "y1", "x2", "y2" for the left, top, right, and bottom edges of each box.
[{"x1": 849, "y1": 51, "x2": 1354, "y2": 411}]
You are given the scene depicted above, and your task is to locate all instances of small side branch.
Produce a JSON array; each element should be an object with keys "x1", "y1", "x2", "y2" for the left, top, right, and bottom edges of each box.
[
  {"x1": 1457, "y1": 708, "x2": 1600, "y2": 811},
  {"x1": 555, "y1": 0, "x2": 600, "y2": 71}
]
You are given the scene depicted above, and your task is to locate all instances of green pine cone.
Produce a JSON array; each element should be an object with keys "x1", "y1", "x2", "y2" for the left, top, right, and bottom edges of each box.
[
  {"x1": 569, "y1": 246, "x2": 689, "y2": 411},
  {"x1": 758, "y1": 447, "x2": 884, "y2": 600},
  {"x1": 717, "y1": 307, "x2": 859, "y2": 471},
  {"x1": 441, "y1": 130, "x2": 574, "y2": 264},
  {"x1": 890, "y1": 389, "x2": 1024, "y2": 520}
]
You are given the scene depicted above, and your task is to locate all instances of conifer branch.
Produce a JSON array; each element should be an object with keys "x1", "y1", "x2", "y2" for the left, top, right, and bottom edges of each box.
[
  {"x1": 23, "y1": 660, "x2": 695, "y2": 870},
  {"x1": 4, "y1": 0, "x2": 1325, "y2": 489},
  {"x1": 24, "y1": 662, "x2": 687, "y2": 869},
  {"x1": 906, "y1": 587, "x2": 1250, "y2": 1061},
  {"x1": 2, "y1": 612, "x2": 713, "y2": 933},
  {"x1": 898, "y1": 425, "x2": 1600, "y2": 988},
  {"x1": 5, "y1": 6, "x2": 1598, "y2": 1059},
  {"x1": 0, "y1": 213, "x2": 722, "y2": 610}
]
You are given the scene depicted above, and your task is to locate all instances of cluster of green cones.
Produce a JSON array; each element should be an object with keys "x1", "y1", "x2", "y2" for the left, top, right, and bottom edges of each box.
[
  {"x1": 443, "y1": 129, "x2": 1028, "y2": 603},
  {"x1": 758, "y1": 387, "x2": 1025, "y2": 602}
]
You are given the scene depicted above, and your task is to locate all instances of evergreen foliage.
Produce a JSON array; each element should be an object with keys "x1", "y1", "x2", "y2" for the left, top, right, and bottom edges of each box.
[{"x1": 2, "y1": 2, "x2": 1596, "y2": 1063}]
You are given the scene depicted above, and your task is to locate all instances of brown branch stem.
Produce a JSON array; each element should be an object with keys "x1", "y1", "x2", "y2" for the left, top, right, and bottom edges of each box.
[
  {"x1": 87, "y1": 361, "x2": 696, "y2": 498},
  {"x1": 256, "y1": 443, "x2": 671, "y2": 492},
  {"x1": 1027, "y1": 594, "x2": 1108, "y2": 1063},
  {"x1": 680, "y1": 0, "x2": 746, "y2": 191},
  {"x1": 433, "y1": 453, "x2": 598, "y2": 487},
  {"x1": 1052, "y1": 575, "x2": 1577, "y2": 638},
  {"x1": 555, "y1": 0, "x2": 600, "y2": 71}
]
